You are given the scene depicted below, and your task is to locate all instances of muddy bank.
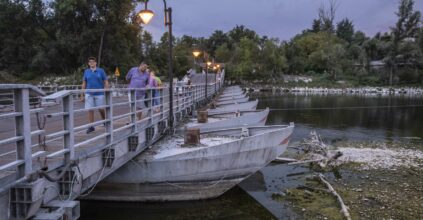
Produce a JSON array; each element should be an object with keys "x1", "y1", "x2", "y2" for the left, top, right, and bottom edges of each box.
[{"x1": 272, "y1": 141, "x2": 423, "y2": 220}]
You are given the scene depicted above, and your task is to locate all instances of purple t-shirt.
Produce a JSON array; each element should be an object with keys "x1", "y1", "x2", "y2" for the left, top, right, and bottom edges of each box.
[
  {"x1": 126, "y1": 67, "x2": 149, "y2": 98},
  {"x1": 148, "y1": 76, "x2": 158, "y2": 87}
]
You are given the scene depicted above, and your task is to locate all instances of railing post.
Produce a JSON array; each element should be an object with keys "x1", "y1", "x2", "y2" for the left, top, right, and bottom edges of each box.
[
  {"x1": 14, "y1": 88, "x2": 32, "y2": 177},
  {"x1": 149, "y1": 88, "x2": 153, "y2": 123},
  {"x1": 160, "y1": 88, "x2": 164, "y2": 120},
  {"x1": 62, "y1": 94, "x2": 75, "y2": 162},
  {"x1": 181, "y1": 87, "x2": 185, "y2": 110},
  {"x1": 176, "y1": 86, "x2": 179, "y2": 113},
  {"x1": 105, "y1": 90, "x2": 113, "y2": 144},
  {"x1": 130, "y1": 89, "x2": 136, "y2": 133}
]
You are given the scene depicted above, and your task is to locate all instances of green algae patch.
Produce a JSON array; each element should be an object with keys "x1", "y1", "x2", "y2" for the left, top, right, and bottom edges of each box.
[
  {"x1": 274, "y1": 167, "x2": 423, "y2": 220},
  {"x1": 273, "y1": 180, "x2": 345, "y2": 220}
]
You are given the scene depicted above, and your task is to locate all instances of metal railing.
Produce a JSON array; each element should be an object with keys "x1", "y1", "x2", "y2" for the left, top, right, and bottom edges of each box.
[{"x1": 0, "y1": 75, "x2": 224, "y2": 196}]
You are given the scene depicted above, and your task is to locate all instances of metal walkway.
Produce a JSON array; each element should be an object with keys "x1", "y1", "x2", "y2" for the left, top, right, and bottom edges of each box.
[{"x1": 0, "y1": 73, "x2": 224, "y2": 219}]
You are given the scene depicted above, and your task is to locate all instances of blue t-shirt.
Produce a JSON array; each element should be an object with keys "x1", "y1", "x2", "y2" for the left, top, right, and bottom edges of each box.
[{"x1": 83, "y1": 68, "x2": 107, "y2": 96}]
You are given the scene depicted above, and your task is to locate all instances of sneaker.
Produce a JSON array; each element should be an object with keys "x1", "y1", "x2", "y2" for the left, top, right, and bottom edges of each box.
[{"x1": 86, "y1": 126, "x2": 95, "y2": 134}]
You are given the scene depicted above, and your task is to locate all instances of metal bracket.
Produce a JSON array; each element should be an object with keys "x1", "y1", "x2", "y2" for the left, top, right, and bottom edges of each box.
[
  {"x1": 241, "y1": 127, "x2": 250, "y2": 138},
  {"x1": 128, "y1": 136, "x2": 138, "y2": 152},
  {"x1": 158, "y1": 121, "x2": 166, "y2": 134},
  {"x1": 58, "y1": 170, "x2": 79, "y2": 198},
  {"x1": 146, "y1": 126, "x2": 155, "y2": 143},
  {"x1": 102, "y1": 148, "x2": 115, "y2": 168},
  {"x1": 10, "y1": 178, "x2": 45, "y2": 219}
]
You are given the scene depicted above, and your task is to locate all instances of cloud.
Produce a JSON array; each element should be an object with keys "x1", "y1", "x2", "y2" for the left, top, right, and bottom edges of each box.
[{"x1": 140, "y1": 0, "x2": 423, "y2": 41}]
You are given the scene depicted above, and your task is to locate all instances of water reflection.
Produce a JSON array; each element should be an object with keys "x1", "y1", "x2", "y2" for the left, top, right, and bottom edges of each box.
[
  {"x1": 254, "y1": 93, "x2": 423, "y2": 142},
  {"x1": 80, "y1": 187, "x2": 274, "y2": 220},
  {"x1": 80, "y1": 93, "x2": 423, "y2": 219}
]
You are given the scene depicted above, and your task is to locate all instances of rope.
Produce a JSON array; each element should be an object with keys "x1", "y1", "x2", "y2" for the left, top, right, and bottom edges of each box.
[{"x1": 268, "y1": 104, "x2": 423, "y2": 111}]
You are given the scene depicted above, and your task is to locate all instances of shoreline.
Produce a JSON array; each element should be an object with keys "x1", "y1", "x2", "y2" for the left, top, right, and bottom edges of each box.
[{"x1": 242, "y1": 86, "x2": 423, "y2": 96}]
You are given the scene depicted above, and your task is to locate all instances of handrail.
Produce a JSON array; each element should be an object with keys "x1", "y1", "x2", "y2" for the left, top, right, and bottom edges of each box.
[
  {"x1": 0, "y1": 70, "x2": 225, "y2": 202},
  {"x1": 0, "y1": 84, "x2": 45, "y2": 96}
]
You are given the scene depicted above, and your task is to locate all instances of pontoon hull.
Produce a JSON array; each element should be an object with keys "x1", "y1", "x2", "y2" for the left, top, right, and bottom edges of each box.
[
  {"x1": 187, "y1": 108, "x2": 269, "y2": 132},
  {"x1": 216, "y1": 97, "x2": 249, "y2": 106},
  {"x1": 86, "y1": 125, "x2": 294, "y2": 202},
  {"x1": 208, "y1": 100, "x2": 258, "y2": 115}
]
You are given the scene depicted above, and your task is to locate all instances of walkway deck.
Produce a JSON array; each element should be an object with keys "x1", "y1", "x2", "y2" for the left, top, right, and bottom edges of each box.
[{"x1": 0, "y1": 73, "x2": 224, "y2": 219}]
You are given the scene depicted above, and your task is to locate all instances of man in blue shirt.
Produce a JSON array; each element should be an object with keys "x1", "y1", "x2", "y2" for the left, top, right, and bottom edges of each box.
[{"x1": 80, "y1": 57, "x2": 110, "y2": 134}]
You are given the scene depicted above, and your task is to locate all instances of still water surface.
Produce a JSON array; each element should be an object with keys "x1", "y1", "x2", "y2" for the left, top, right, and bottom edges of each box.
[{"x1": 80, "y1": 93, "x2": 423, "y2": 219}]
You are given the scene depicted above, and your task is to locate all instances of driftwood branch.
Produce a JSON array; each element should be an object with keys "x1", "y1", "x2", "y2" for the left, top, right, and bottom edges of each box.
[{"x1": 316, "y1": 174, "x2": 351, "y2": 220}]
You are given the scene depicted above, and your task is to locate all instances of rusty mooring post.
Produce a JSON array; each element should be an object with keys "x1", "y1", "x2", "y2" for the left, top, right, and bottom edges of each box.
[
  {"x1": 197, "y1": 110, "x2": 208, "y2": 123},
  {"x1": 185, "y1": 128, "x2": 200, "y2": 145},
  {"x1": 210, "y1": 101, "x2": 217, "y2": 109}
]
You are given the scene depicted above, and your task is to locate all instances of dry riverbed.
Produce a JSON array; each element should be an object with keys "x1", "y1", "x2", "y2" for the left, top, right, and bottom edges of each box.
[{"x1": 273, "y1": 140, "x2": 423, "y2": 220}]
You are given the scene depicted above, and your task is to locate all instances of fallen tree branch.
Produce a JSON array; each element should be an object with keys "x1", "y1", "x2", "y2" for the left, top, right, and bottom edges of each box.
[
  {"x1": 316, "y1": 174, "x2": 351, "y2": 220},
  {"x1": 287, "y1": 159, "x2": 324, "y2": 165},
  {"x1": 273, "y1": 157, "x2": 298, "y2": 163}
]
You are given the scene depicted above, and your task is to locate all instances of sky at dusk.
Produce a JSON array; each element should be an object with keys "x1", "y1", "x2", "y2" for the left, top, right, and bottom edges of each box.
[{"x1": 141, "y1": 0, "x2": 423, "y2": 41}]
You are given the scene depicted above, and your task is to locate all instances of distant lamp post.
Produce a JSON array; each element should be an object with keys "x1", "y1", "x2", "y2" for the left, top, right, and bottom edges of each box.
[
  {"x1": 205, "y1": 61, "x2": 212, "y2": 100},
  {"x1": 192, "y1": 50, "x2": 201, "y2": 58},
  {"x1": 212, "y1": 65, "x2": 217, "y2": 92},
  {"x1": 192, "y1": 50, "x2": 201, "y2": 68},
  {"x1": 137, "y1": 0, "x2": 175, "y2": 130}
]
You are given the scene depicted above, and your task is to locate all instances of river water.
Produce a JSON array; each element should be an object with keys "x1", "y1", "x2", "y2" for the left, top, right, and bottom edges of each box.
[{"x1": 80, "y1": 92, "x2": 423, "y2": 219}]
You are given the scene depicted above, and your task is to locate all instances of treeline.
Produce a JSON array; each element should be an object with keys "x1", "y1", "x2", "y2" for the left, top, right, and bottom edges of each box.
[
  {"x1": 0, "y1": 0, "x2": 142, "y2": 81},
  {"x1": 0, "y1": 0, "x2": 422, "y2": 86}
]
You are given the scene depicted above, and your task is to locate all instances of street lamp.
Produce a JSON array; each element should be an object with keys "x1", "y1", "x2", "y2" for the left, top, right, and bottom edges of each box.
[
  {"x1": 205, "y1": 61, "x2": 212, "y2": 100},
  {"x1": 137, "y1": 2, "x2": 154, "y2": 24},
  {"x1": 192, "y1": 50, "x2": 201, "y2": 58},
  {"x1": 212, "y1": 65, "x2": 218, "y2": 93},
  {"x1": 192, "y1": 50, "x2": 201, "y2": 68},
  {"x1": 137, "y1": 0, "x2": 175, "y2": 130}
]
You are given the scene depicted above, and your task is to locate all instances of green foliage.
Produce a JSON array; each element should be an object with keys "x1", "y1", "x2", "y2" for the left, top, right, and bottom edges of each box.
[
  {"x1": 0, "y1": 0, "x2": 141, "y2": 77},
  {"x1": 336, "y1": 18, "x2": 354, "y2": 44},
  {"x1": 0, "y1": 0, "x2": 422, "y2": 87}
]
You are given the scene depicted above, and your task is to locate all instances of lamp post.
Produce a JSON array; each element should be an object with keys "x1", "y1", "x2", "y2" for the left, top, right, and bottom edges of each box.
[
  {"x1": 137, "y1": 0, "x2": 174, "y2": 130},
  {"x1": 192, "y1": 50, "x2": 201, "y2": 67},
  {"x1": 206, "y1": 61, "x2": 212, "y2": 100},
  {"x1": 216, "y1": 64, "x2": 221, "y2": 90},
  {"x1": 213, "y1": 65, "x2": 217, "y2": 93}
]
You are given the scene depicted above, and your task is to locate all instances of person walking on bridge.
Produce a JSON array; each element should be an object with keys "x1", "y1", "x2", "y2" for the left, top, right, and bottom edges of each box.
[
  {"x1": 148, "y1": 70, "x2": 161, "y2": 113},
  {"x1": 80, "y1": 57, "x2": 110, "y2": 134},
  {"x1": 126, "y1": 62, "x2": 150, "y2": 119}
]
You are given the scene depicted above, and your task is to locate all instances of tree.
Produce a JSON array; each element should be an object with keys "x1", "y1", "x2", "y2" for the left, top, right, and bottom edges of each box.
[
  {"x1": 311, "y1": 19, "x2": 322, "y2": 33},
  {"x1": 259, "y1": 39, "x2": 288, "y2": 80},
  {"x1": 318, "y1": 0, "x2": 338, "y2": 33},
  {"x1": 232, "y1": 37, "x2": 259, "y2": 81},
  {"x1": 336, "y1": 18, "x2": 354, "y2": 44},
  {"x1": 386, "y1": 0, "x2": 421, "y2": 85},
  {"x1": 215, "y1": 43, "x2": 232, "y2": 63},
  {"x1": 228, "y1": 25, "x2": 259, "y2": 44},
  {"x1": 206, "y1": 30, "x2": 229, "y2": 56}
]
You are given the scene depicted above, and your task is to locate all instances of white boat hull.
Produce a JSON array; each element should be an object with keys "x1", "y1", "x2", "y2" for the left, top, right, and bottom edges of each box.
[
  {"x1": 208, "y1": 100, "x2": 258, "y2": 115},
  {"x1": 86, "y1": 125, "x2": 294, "y2": 202},
  {"x1": 216, "y1": 97, "x2": 249, "y2": 106},
  {"x1": 217, "y1": 94, "x2": 247, "y2": 102},
  {"x1": 220, "y1": 91, "x2": 245, "y2": 97},
  {"x1": 187, "y1": 108, "x2": 269, "y2": 133}
]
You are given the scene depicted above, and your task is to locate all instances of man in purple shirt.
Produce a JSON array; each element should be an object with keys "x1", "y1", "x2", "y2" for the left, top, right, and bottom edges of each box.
[{"x1": 126, "y1": 62, "x2": 150, "y2": 119}]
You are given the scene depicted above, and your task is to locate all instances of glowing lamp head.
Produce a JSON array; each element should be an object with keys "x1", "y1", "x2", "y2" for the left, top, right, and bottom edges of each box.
[
  {"x1": 138, "y1": 9, "x2": 155, "y2": 24},
  {"x1": 192, "y1": 50, "x2": 201, "y2": 58},
  {"x1": 207, "y1": 61, "x2": 212, "y2": 66}
]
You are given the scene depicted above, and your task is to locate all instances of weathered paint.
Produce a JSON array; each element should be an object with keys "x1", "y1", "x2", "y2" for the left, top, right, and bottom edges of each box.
[{"x1": 86, "y1": 125, "x2": 294, "y2": 201}]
